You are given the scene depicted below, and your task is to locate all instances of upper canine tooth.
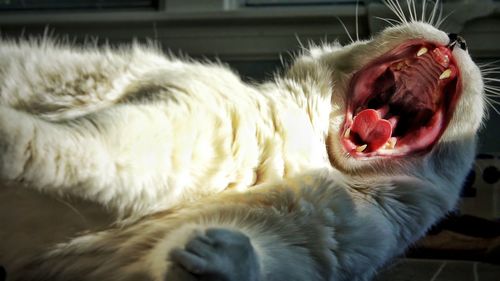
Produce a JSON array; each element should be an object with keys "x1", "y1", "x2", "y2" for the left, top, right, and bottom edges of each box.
[
  {"x1": 439, "y1": 69, "x2": 452, "y2": 80},
  {"x1": 417, "y1": 47, "x2": 428, "y2": 57},
  {"x1": 356, "y1": 144, "x2": 368, "y2": 152},
  {"x1": 344, "y1": 128, "x2": 351, "y2": 138}
]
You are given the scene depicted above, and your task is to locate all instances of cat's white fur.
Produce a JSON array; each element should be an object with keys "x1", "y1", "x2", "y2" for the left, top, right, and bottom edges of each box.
[{"x1": 0, "y1": 6, "x2": 486, "y2": 281}]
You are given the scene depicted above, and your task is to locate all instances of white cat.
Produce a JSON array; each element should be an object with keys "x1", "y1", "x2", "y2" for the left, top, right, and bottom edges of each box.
[{"x1": 0, "y1": 1, "x2": 490, "y2": 280}]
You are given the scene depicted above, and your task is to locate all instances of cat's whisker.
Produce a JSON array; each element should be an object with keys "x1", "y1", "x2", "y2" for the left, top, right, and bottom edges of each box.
[
  {"x1": 394, "y1": 0, "x2": 408, "y2": 22},
  {"x1": 375, "y1": 17, "x2": 398, "y2": 27},
  {"x1": 484, "y1": 89, "x2": 500, "y2": 98},
  {"x1": 437, "y1": 2, "x2": 444, "y2": 27},
  {"x1": 480, "y1": 65, "x2": 500, "y2": 70},
  {"x1": 484, "y1": 86, "x2": 500, "y2": 96},
  {"x1": 480, "y1": 66, "x2": 500, "y2": 71},
  {"x1": 484, "y1": 90, "x2": 500, "y2": 97},
  {"x1": 478, "y1": 60, "x2": 500, "y2": 68},
  {"x1": 484, "y1": 82, "x2": 500, "y2": 88},
  {"x1": 484, "y1": 78, "x2": 500, "y2": 85},
  {"x1": 337, "y1": 17, "x2": 354, "y2": 44},
  {"x1": 436, "y1": 10, "x2": 453, "y2": 29},
  {"x1": 384, "y1": 0, "x2": 407, "y2": 24},
  {"x1": 486, "y1": 97, "x2": 500, "y2": 106},
  {"x1": 480, "y1": 63, "x2": 500, "y2": 97},
  {"x1": 481, "y1": 69, "x2": 500, "y2": 74},
  {"x1": 412, "y1": 0, "x2": 418, "y2": 22},
  {"x1": 484, "y1": 78, "x2": 500, "y2": 83},
  {"x1": 421, "y1": 0, "x2": 427, "y2": 22},
  {"x1": 355, "y1": 0, "x2": 360, "y2": 41},
  {"x1": 480, "y1": 69, "x2": 500, "y2": 75},
  {"x1": 429, "y1": 0, "x2": 441, "y2": 26},
  {"x1": 484, "y1": 67, "x2": 500, "y2": 75},
  {"x1": 406, "y1": 0, "x2": 416, "y2": 22},
  {"x1": 482, "y1": 73, "x2": 500, "y2": 78},
  {"x1": 484, "y1": 83, "x2": 500, "y2": 88},
  {"x1": 485, "y1": 94, "x2": 500, "y2": 103},
  {"x1": 484, "y1": 98, "x2": 500, "y2": 115},
  {"x1": 485, "y1": 87, "x2": 500, "y2": 92},
  {"x1": 477, "y1": 59, "x2": 500, "y2": 114},
  {"x1": 485, "y1": 97, "x2": 500, "y2": 105}
]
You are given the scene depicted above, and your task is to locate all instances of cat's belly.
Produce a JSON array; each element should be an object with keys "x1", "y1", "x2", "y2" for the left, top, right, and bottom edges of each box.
[
  {"x1": 161, "y1": 99, "x2": 330, "y2": 202},
  {"x1": 0, "y1": 181, "x2": 113, "y2": 269}
]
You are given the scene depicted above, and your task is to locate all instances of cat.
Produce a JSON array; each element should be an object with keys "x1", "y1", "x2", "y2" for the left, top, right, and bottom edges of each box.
[{"x1": 0, "y1": 0, "x2": 490, "y2": 280}]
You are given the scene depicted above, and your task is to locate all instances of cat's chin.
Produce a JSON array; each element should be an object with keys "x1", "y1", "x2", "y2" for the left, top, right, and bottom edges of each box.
[{"x1": 340, "y1": 39, "x2": 462, "y2": 159}]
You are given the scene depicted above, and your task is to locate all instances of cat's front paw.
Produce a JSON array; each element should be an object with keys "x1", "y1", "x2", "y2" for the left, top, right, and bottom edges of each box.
[{"x1": 168, "y1": 228, "x2": 260, "y2": 281}]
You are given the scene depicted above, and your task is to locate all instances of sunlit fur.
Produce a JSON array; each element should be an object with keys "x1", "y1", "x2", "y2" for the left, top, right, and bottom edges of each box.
[{"x1": 0, "y1": 1, "x2": 488, "y2": 280}]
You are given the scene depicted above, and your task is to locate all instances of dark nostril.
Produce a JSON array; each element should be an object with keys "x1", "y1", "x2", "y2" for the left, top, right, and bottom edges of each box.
[
  {"x1": 447, "y1": 33, "x2": 467, "y2": 51},
  {"x1": 448, "y1": 33, "x2": 458, "y2": 42}
]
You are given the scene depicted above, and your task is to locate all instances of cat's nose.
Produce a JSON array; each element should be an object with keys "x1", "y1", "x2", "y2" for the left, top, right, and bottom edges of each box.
[{"x1": 447, "y1": 33, "x2": 467, "y2": 51}]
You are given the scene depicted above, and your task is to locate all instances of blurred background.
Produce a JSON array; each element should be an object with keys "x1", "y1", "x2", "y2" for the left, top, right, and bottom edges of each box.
[{"x1": 0, "y1": 0, "x2": 499, "y2": 279}]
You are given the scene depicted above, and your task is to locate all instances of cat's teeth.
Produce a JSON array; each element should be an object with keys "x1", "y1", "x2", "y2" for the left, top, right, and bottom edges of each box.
[
  {"x1": 417, "y1": 47, "x2": 428, "y2": 57},
  {"x1": 344, "y1": 128, "x2": 351, "y2": 138},
  {"x1": 356, "y1": 144, "x2": 368, "y2": 152},
  {"x1": 439, "y1": 69, "x2": 452, "y2": 80},
  {"x1": 442, "y1": 56, "x2": 450, "y2": 68},
  {"x1": 384, "y1": 137, "x2": 397, "y2": 149}
]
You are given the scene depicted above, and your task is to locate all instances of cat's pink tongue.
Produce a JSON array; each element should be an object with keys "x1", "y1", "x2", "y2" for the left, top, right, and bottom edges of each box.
[{"x1": 351, "y1": 109, "x2": 392, "y2": 151}]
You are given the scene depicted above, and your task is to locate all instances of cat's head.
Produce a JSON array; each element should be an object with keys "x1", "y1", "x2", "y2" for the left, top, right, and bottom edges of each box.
[{"x1": 321, "y1": 1, "x2": 487, "y2": 174}]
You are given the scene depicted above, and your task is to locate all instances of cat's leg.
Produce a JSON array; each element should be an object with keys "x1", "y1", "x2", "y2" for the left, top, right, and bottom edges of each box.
[
  {"x1": 8, "y1": 169, "x2": 459, "y2": 281},
  {"x1": 163, "y1": 171, "x2": 459, "y2": 281},
  {"x1": 0, "y1": 103, "x2": 186, "y2": 216},
  {"x1": 8, "y1": 184, "x2": 320, "y2": 281},
  {"x1": 6, "y1": 172, "x2": 376, "y2": 280}
]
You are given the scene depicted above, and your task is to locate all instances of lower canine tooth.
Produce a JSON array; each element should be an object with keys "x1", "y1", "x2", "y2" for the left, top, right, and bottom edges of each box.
[
  {"x1": 439, "y1": 69, "x2": 452, "y2": 80},
  {"x1": 417, "y1": 47, "x2": 428, "y2": 57},
  {"x1": 385, "y1": 137, "x2": 397, "y2": 149},
  {"x1": 356, "y1": 144, "x2": 368, "y2": 152}
]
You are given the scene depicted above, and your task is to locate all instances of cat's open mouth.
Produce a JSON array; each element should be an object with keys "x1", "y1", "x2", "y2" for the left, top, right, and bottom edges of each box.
[{"x1": 341, "y1": 39, "x2": 462, "y2": 158}]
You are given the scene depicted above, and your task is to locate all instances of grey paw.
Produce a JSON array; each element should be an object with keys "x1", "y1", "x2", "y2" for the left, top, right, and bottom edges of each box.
[{"x1": 169, "y1": 228, "x2": 260, "y2": 281}]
